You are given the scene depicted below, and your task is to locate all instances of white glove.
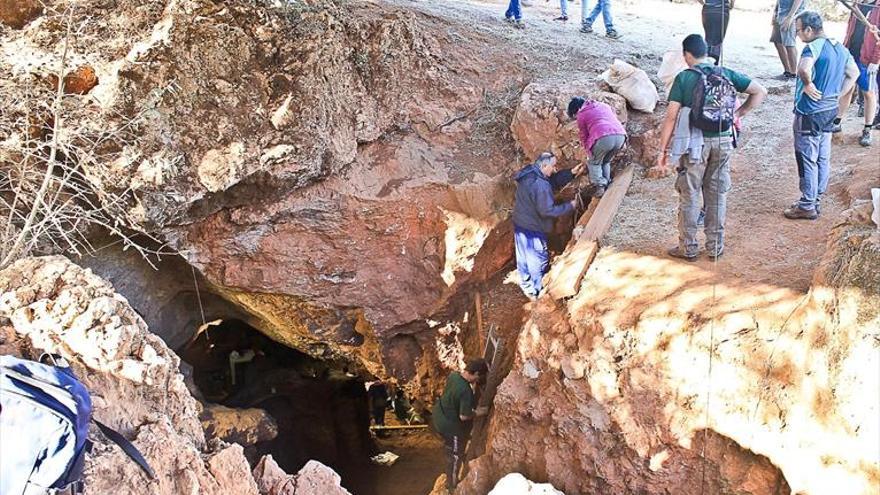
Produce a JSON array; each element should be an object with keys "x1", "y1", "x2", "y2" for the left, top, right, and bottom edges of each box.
[{"x1": 868, "y1": 64, "x2": 879, "y2": 76}]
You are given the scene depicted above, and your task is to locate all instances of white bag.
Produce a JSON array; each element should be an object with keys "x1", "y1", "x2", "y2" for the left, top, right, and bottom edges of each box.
[
  {"x1": 599, "y1": 59, "x2": 659, "y2": 113},
  {"x1": 657, "y1": 50, "x2": 688, "y2": 95}
]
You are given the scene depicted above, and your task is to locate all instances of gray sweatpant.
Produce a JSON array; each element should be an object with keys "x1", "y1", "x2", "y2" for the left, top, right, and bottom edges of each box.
[
  {"x1": 588, "y1": 134, "x2": 626, "y2": 187},
  {"x1": 674, "y1": 136, "x2": 733, "y2": 257}
]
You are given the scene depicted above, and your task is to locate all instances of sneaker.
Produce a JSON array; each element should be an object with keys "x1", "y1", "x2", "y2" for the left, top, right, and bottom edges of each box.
[
  {"x1": 783, "y1": 205, "x2": 818, "y2": 220},
  {"x1": 513, "y1": 19, "x2": 525, "y2": 29},
  {"x1": 504, "y1": 16, "x2": 514, "y2": 23},
  {"x1": 580, "y1": 24, "x2": 593, "y2": 33},
  {"x1": 667, "y1": 246, "x2": 698, "y2": 262},
  {"x1": 830, "y1": 123, "x2": 843, "y2": 133},
  {"x1": 606, "y1": 29, "x2": 621, "y2": 39},
  {"x1": 859, "y1": 128, "x2": 872, "y2": 147},
  {"x1": 554, "y1": 15, "x2": 568, "y2": 21}
]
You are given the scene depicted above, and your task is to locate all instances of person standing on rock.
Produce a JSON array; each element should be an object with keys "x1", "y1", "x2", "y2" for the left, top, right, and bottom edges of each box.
[
  {"x1": 655, "y1": 34, "x2": 767, "y2": 261},
  {"x1": 832, "y1": 0, "x2": 879, "y2": 147},
  {"x1": 512, "y1": 152, "x2": 585, "y2": 300},
  {"x1": 698, "y1": 0, "x2": 735, "y2": 65},
  {"x1": 784, "y1": 11, "x2": 859, "y2": 220},
  {"x1": 567, "y1": 96, "x2": 626, "y2": 198},
  {"x1": 432, "y1": 359, "x2": 489, "y2": 492},
  {"x1": 771, "y1": 0, "x2": 806, "y2": 79}
]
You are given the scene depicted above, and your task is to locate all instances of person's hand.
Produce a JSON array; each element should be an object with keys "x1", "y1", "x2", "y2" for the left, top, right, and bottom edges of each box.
[
  {"x1": 803, "y1": 82, "x2": 823, "y2": 101},
  {"x1": 475, "y1": 406, "x2": 490, "y2": 416},
  {"x1": 569, "y1": 199, "x2": 578, "y2": 209},
  {"x1": 648, "y1": 152, "x2": 671, "y2": 178},
  {"x1": 571, "y1": 163, "x2": 586, "y2": 176},
  {"x1": 782, "y1": 16, "x2": 795, "y2": 30},
  {"x1": 868, "y1": 63, "x2": 879, "y2": 76}
]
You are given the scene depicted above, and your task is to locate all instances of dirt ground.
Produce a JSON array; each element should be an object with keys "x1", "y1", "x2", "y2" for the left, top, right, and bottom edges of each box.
[{"x1": 391, "y1": 0, "x2": 874, "y2": 292}]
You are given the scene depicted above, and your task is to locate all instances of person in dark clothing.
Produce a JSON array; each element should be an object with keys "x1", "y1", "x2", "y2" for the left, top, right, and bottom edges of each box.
[
  {"x1": 367, "y1": 381, "x2": 388, "y2": 427},
  {"x1": 699, "y1": 0, "x2": 734, "y2": 64},
  {"x1": 511, "y1": 152, "x2": 585, "y2": 299},
  {"x1": 431, "y1": 359, "x2": 489, "y2": 492}
]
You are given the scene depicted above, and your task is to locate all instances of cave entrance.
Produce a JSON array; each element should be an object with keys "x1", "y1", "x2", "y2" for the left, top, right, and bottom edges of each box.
[{"x1": 181, "y1": 318, "x2": 384, "y2": 493}]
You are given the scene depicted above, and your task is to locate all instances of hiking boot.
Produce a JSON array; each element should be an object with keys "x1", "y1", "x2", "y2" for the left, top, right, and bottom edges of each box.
[
  {"x1": 830, "y1": 123, "x2": 843, "y2": 133},
  {"x1": 783, "y1": 205, "x2": 818, "y2": 220},
  {"x1": 592, "y1": 185, "x2": 606, "y2": 198},
  {"x1": 606, "y1": 29, "x2": 621, "y2": 39},
  {"x1": 707, "y1": 248, "x2": 724, "y2": 261},
  {"x1": 580, "y1": 24, "x2": 593, "y2": 33},
  {"x1": 859, "y1": 128, "x2": 872, "y2": 147},
  {"x1": 554, "y1": 15, "x2": 568, "y2": 21},
  {"x1": 667, "y1": 246, "x2": 698, "y2": 262}
]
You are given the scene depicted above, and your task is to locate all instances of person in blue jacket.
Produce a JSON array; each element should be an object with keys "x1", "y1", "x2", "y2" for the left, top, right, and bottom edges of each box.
[{"x1": 512, "y1": 152, "x2": 584, "y2": 299}]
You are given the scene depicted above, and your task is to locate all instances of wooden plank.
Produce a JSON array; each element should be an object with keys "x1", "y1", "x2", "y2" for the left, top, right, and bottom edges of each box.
[{"x1": 545, "y1": 164, "x2": 634, "y2": 300}]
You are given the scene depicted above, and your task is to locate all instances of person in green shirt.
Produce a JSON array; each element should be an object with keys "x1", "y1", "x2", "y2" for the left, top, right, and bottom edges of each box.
[
  {"x1": 655, "y1": 34, "x2": 766, "y2": 261},
  {"x1": 432, "y1": 358, "x2": 489, "y2": 491}
]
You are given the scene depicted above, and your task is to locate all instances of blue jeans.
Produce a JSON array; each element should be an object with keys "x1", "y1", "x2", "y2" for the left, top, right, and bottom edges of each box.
[
  {"x1": 514, "y1": 226, "x2": 549, "y2": 298},
  {"x1": 583, "y1": 0, "x2": 614, "y2": 31},
  {"x1": 505, "y1": 0, "x2": 522, "y2": 21},
  {"x1": 793, "y1": 111, "x2": 833, "y2": 211},
  {"x1": 560, "y1": 0, "x2": 568, "y2": 17}
]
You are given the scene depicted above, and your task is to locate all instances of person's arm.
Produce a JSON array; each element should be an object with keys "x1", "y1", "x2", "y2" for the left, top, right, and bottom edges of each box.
[
  {"x1": 797, "y1": 52, "x2": 822, "y2": 101},
  {"x1": 840, "y1": 55, "x2": 861, "y2": 101},
  {"x1": 549, "y1": 169, "x2": 575, "y2": 190},
  {"x1": 654, "y1": 100, "x2": 682, "y2": 176},
  {"x1": 459, "y1": 389, "x2": 475, "y2": 422},
  {"x1": 534, "y1": 181, "x2": 574, "y2": 218},
  {"x1": 783, "y1": 0, "x2": 805, "y2": 29},
  {"x1": 735, "y1": 81, "x2": 767, "y2": 119}
]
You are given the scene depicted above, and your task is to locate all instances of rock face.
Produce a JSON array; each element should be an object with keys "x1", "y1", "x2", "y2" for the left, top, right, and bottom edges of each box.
[
  {"x1": 488, "y1": 473, "x2": 564, "y2": 495},
  {"x1": 459, "y1": 217, "x2": 879, "y2": 494},
  {"x1": 253, "y1": 456, "x2": 353, "y2": 495},
  {"x1": 201, "y1": 404, "x2": 279, "y2": 448},
  {"x1": 0, "y1": 0, "x2": 525, "y2": 385},
  {"x1": 0, "y1": 256, "x2": 266, "y2": 494}
]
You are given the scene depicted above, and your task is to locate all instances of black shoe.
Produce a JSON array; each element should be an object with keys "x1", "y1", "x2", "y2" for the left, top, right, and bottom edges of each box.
[
  {"x1": 592, "y1": 185, "x2": 606, "y2": 198},
  {"x1": 606, "y1": 29, "x2": 621, "y2": 39},
  {"x1": 580, "y1": 24, "x2": 594, "y2": 33},
  {"x1": 554, "y1": 15, "x2": 568, "y2": 21},
  {"x1": 667, "y1": 246, "x2": 698, "y2": 262}
]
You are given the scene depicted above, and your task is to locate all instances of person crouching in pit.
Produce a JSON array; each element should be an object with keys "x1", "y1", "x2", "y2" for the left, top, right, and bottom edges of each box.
[
  {"x1": 432, "y1": 359, "x2": 489, "y2": 492},
  {"x1": 512, "y1": 152, "x2": 585, "y2": 300},
  {"x1": 567, "y1": 96, "x2": 627, "y2": 198}
]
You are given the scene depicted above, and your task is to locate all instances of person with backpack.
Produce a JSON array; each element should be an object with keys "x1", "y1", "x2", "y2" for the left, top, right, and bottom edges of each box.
[
  {"x1": 432, "y1": 359, "x2": 489, "y2": 492},
  {"x1": 698, "y1": 0, "x2": 735, "y2": 65},
  {"x1": 567, "y1": 96, "x2": 627, "y2": 198},
  {"x1": 512, "y1": 152, "x2": 585, "y2": 299},
  {"x1": 654, "y1": 34, "x2": 766, "y2": 261},
  {"x1": 784, "y1": 11, "x2": 859, "y2": 220},
  {"x1": 832, "y1": 0, "x2": 879, "y2": 147}
]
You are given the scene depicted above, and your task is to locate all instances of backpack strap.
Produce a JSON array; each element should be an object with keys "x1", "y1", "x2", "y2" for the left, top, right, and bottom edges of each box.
[{"x1": 93, "y1": 420, "x2": 156, "y2": 480}]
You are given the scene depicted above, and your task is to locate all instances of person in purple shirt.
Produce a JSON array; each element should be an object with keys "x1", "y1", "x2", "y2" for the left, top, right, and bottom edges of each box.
[{"x1": 567, "y1": 96, "x2": 627, "y2": 197}]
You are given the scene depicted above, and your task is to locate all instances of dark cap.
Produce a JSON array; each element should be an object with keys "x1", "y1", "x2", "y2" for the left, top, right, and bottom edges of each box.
[{"x1": 465, "y1": 358, "x2": 489, "y2": 375}]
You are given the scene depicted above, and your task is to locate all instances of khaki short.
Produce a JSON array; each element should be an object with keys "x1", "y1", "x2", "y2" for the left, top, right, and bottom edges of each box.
[{"x1": 771, "y1": 17, "x2": 797, "y2": 47}]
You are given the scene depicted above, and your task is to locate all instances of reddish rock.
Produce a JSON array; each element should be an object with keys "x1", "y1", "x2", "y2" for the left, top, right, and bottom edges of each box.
[
  {"x1": 47, "y1": 65, "x2": 99, "y2": 95},
  {"x1": 0, "y1": 0, "x2": 41, "y2": 28}
]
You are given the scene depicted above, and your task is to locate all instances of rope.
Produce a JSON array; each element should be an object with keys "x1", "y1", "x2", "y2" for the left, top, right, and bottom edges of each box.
[{"x1": 191, "y1": 264, "x2": 209, "y2": 342}]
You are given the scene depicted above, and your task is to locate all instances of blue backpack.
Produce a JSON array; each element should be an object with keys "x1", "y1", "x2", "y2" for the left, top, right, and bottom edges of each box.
[{"x1": 0, "y1": 355, "x2": 155, "y2": 494}]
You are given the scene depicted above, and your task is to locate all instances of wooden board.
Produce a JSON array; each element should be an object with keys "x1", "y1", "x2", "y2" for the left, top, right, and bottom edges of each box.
[{"x1": 545, "y1": 164, "x2": 635, "y2": 300}]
